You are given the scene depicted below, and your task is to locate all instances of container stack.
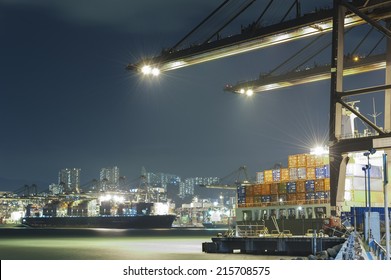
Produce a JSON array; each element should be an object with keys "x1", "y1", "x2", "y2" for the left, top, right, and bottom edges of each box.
[{"x1": 237, "y1": 153, "x2": 330, "y2": 208}]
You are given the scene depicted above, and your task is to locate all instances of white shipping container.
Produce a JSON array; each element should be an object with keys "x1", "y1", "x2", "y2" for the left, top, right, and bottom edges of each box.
[
  {"x1": 289, "y1": 168, "x2": 298, "y2": 181},
  {"x1": 297, "y1": 167, "x2": 307, "y2": 180},
  {"x1": 256, "y1": 172, "x2": 264, "y2": 184}
]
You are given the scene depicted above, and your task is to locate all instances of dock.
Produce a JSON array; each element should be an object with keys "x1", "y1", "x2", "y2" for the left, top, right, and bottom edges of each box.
[{"x1": 202, "y1": 235, "x2": 346, "y2": 256}]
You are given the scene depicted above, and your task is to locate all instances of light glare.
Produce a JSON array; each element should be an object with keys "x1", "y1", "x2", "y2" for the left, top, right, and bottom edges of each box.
[
  {"x1": 141, "y1": 65, "x2": 152, "y2": 75},
  {"x1": 151, "y1": 67, "x2": 160, "y2": 76},
  {"x1": 246, "y1": 89, "x2": 254, "y2": 96}
]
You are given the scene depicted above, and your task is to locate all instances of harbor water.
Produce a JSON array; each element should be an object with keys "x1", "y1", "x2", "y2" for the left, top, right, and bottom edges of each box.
[{"x1": 0, "y1": 226, "x2": 292, "y2": 260}]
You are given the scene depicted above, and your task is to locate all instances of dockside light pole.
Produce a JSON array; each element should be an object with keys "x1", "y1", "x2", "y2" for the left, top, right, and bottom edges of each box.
[
  {"x1": 364, "y1": 148, "x2": 376, "y2": 243},
  {"x1": 383, "y1": 153, "x2": 390, "y2": 260},
  {"x1": 362, "y1": 166, "x2": 368, "y2": 208}
]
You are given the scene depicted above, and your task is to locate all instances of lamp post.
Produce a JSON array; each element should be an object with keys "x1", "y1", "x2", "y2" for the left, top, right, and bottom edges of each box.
[
  {"x1": 363, "y1": 148, "x2": 376, "y2": 243},
  {"x1": 362, "y1": 166, "x2": 368, "y2": 208}
]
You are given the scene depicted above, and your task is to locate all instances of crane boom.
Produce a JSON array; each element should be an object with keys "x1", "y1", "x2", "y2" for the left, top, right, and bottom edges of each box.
[{"x1": 127, "y1": 2, "x2": 391, "y2": 74}]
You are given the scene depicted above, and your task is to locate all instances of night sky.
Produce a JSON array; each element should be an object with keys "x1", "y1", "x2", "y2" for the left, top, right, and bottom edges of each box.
[{"x1": 0, "y1": 0, "x2": 385, "y2": 190}]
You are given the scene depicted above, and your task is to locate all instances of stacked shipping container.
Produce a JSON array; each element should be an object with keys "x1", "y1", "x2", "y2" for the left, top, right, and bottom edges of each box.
[{"x1": 241, "y1": 153, "x2": 330, "y2": 207}]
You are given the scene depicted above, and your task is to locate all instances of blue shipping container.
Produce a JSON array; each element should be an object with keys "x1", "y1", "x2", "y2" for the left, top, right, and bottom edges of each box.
[
  {"x1": 287, "y1": 182, "x2": 296, "y2": 193},
  {"x1": 305, "y1": 193, "x2": 316, "y2": 200},
  {"x1": 261, "y1": 195, "x2": 271, "y2": 202},
  {"x1": 305, "y1": 180, "x2": 315, "y2": 192}
]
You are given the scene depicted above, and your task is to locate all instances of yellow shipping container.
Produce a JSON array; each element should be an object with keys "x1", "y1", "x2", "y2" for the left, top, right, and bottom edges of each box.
[
  {"x1": 315, "y1": 155, "x2": 330, "y2": 167},
  {"x1": 297, "y1": 154, "x2": 307, "y2": 167},
  {"x1": 288, "y1": 155, "x2": 298, "y2": 168},
  {"x1": 306, "y1": 167, "x2": 316, "y2": 180},
  {"x1": 349, "y1": 190, "x2": 385, "y2": 206},
  {"x1": 280, "y1": 168, "x2": 290, "y2": 182},
  {"x1": 306, "y1": 154, "x2": 316, "y2": 167},
  {"x1": 324, "y1": 178, "x2": 330, "y2": 191},
  {"x1": 264, "y1": 170, "x2": 273, "y2": 183}
]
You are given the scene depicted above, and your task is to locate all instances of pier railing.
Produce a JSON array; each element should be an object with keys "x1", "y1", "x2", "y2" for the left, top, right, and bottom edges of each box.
[{"x1": 369, "y1": 239, "x2": 390, "y2": 260}]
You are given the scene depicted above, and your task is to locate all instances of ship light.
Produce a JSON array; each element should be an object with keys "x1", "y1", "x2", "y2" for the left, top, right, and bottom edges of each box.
[
  {"x1": 113, "y1": 195, "x2": 124, "y2": 203},
  {"x1": 154, "y1": 202, "x2": 169, "y2": 215},
  {"x1": 10, "y1": 211, "x2": 24, "y2": 221}
]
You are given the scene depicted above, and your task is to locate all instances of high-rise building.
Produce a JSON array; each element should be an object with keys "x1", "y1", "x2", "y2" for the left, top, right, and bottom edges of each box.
[
  {"x1": 100, "y1": 166, "x2": 120, "y2": 191},
  {"x1": 179, "y1": 177, "x2": 220, "y2": 198},
  {"x1": 58, "y1": 168, "x2": 81, "y2": 193},
  {"x1": 145, "y1": 172, "x2": 181, "y2": 191}
]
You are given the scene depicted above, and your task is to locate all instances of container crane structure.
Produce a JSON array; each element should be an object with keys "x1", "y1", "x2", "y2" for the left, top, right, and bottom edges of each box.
[{"x1": 127, "y1": 0, "x2": 391, "y2": 256}]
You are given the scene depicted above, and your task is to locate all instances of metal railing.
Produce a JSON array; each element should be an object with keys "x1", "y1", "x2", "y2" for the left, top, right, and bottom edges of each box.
[{"x1": 369, "y1": 240, "x2": 390, "y2": 260}]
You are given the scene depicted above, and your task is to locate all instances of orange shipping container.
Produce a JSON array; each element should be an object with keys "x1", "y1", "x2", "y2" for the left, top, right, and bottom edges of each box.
[
  {"x1": 246, "y1": 196, "x2": 254, "y2": 206},
  {"x1": 296, "y1": 192, "x2": 306, "y2": 202},
  {"x1": 253, "y1": 184, "x2": 262, "y2": 196},
  {"x1": 287, "y1": 193, "x2": 297, "y2": 202},
  {"x1": 270, "y1": 183, "x2": 279, "y2": 195},
  {"x1": 261, "y1": 184, "x2": 271, "y2": 195},
  {"x1": 270, "y1": 194, "x2": 278, "y2": 202},
  {"x1": 297, "y1": 154, "x2": 307, "y2": 167},
  {"x1": 315, "y1": 179, "x2": 325, "y2": 192},
  {"x1": 296, "y1": 180, "x2": 305, "y2": 193},
  {"x1": 306, "y1": 167, "x2": 316, "y2": 180},
  {"x1": 280, "y1": 168, "x2": 290, "y2": 182},
  {"x1": 288, "y1": 155, "x2": 298, "y2": 168},
  {"x1": 264, "y1": 170, "x2": 273, "y2": 183},
  {"x1": 246, "y1": 185, "x2": 254, "y2": 196}
]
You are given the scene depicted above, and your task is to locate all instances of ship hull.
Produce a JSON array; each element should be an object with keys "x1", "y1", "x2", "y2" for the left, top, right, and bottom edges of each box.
[
  {"x1": 236, "y1": 218, "x2": 329, "y2": 236},
  {"x1": 22, "y1": 215, "x2": 176, "y2": 229},
  {"x1": 202, "y1": 222, "x2": 234, "y2": 229}
]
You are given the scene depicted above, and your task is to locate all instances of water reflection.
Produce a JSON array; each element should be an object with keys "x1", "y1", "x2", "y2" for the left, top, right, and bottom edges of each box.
[{"x1": 0, "y1": 228, "x2": 293, "y2": 260}]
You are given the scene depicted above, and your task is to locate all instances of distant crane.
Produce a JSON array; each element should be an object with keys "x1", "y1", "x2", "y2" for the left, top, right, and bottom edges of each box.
[{"x1": 199, "y1": 166, "x2": 252, "y2": 190}]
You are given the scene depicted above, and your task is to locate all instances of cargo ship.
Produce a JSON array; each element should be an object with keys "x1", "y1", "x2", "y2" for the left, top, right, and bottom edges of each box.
[
  {"x1": 22, "y1": 213, "x2": 176, "y2": 229},
  {"x1": 22, "y1": 196, "x2": 176, "y2": 229},
  {"x1": 235, "y1": 149, "x2": 344, "y2": 236}
]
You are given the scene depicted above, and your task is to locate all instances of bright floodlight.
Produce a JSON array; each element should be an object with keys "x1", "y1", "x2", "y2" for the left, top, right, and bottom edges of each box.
[
  {"x1": 141, "y1": 65, "x2": 152, "y2": 75},
  {"x1": 246, "y1": 89, "x2": 254, "y2": 96},
  {"x1": 151, "y1": 67, "x2": 160, "y2": 76},
  {"x1": 310, "y1": 146, "x2": 329, "y2": 155},
  {"x1": 239, "y1": 88, "x2": 245, "y2": 94}
]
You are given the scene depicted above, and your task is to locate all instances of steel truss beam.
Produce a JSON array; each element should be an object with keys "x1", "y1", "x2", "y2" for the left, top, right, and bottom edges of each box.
[{"x1": 329, "y1": 0, "x2": 391, "y2": 215}]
